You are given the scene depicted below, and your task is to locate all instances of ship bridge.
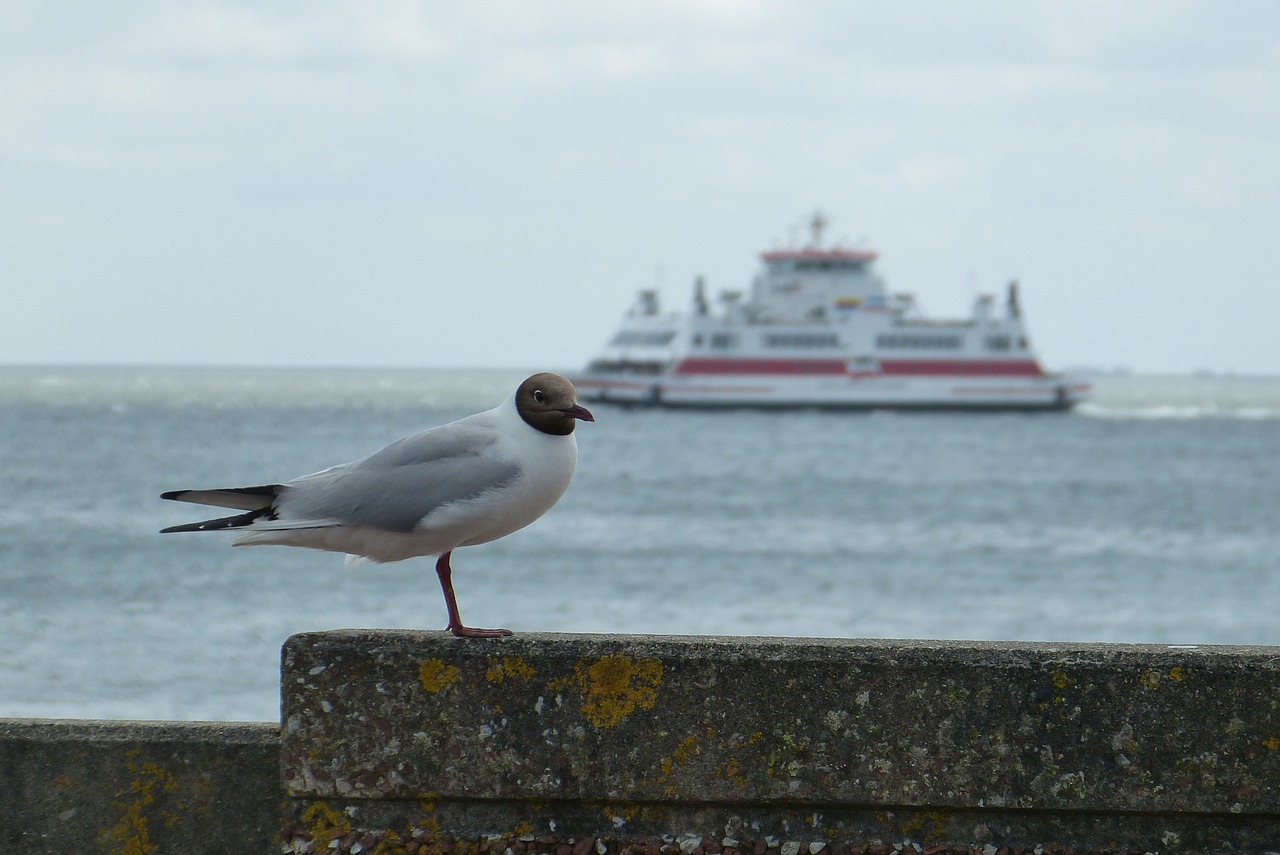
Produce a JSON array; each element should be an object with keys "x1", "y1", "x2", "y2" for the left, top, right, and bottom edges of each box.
[
  {"x1": 760, "y1": 247, "x2": 879, "y2": 271},
  {"x1": 748, "y1": 211, "x2": 889, "y2": 323},
  {"x1": 753, "y1": 246, "x2": 887, "y2": 324}
]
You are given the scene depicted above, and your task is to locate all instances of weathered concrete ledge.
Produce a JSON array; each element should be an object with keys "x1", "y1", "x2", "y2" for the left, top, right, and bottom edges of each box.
[
  {"x1": 281, "y1": 632, "x2": 1280, "y2": 853},
  {"x1": 0, "y1": 718, "x2": 279, "y2": 853},
  {"x1": 5, "y1": 634, "x2": 1280, "y2": 853}
]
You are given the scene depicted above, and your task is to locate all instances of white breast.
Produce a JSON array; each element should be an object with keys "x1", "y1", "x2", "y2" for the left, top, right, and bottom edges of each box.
[{"x1": 416, "y1": 408, "x2": 579, "y2": 549}]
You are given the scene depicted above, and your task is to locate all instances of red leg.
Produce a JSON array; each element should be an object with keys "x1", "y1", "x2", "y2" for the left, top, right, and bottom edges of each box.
[{"x1": 434, "y1": 551, "x2": 512, "y2": 638}]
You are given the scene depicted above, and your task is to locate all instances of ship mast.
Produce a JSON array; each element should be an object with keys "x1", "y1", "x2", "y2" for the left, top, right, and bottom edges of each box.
[{"x1": 808, "y1": 210, "x2": 829, "y2": 248}]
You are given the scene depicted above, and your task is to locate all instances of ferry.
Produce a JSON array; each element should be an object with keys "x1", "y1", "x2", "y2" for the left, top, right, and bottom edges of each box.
[{"x1": 574, "y1": 214, "x2": 1090, "y2": 410}]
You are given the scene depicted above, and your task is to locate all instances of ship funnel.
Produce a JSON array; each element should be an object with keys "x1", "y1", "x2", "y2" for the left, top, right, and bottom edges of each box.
[{"x1": 630, "y1": 290, "x2": 660, "y2": 316}]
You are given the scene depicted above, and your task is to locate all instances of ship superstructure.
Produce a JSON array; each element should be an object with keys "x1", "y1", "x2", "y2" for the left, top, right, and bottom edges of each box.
[{"x1": 575, "y1": 215, "x2": 1089, "y2": 410}]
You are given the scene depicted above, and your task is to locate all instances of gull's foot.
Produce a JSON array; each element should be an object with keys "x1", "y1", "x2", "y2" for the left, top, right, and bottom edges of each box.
[{"x1": 449, "y1": 624, "x2": 514, "y2": 639}]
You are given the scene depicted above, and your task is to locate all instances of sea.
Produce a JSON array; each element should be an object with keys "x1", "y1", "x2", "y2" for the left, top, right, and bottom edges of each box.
[{"x1": 1, "y1": 366, "x2": 1278, "y2": 722}]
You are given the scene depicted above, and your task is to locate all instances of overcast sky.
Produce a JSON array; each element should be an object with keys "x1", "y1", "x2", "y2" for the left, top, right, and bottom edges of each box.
[{"x1": 2, "y1": 1, "x2": 1277, "y2": 374}]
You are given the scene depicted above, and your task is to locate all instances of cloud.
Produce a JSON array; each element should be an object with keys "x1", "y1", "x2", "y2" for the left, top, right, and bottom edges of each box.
[{"x1": 1, "y1": 1, "x2": 1278, "y2": 371}]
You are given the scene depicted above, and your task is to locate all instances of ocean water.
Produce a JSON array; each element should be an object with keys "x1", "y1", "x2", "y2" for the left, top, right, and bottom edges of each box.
[{"x1": 1, "y1": 366, "x2": 1278, "y2": 722}]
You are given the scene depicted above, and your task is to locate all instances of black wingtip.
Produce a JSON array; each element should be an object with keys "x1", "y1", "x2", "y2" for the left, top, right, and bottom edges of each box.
[
  {"x1": 160, "y1": 519, "x2": 223, "y2": 534},
  {"x1": 159, "y1": 506, "x2": 274, "y2": 534}
]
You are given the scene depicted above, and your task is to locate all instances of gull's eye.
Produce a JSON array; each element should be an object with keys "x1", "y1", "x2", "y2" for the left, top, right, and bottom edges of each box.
[{"x1": 533, "y1": 389, "x2": 545, "y2": 403}]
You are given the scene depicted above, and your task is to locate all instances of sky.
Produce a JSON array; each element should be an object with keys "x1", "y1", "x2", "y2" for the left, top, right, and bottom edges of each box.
[{"x1": 2, "y1": 1, "x2": 1278, "y2": 374}]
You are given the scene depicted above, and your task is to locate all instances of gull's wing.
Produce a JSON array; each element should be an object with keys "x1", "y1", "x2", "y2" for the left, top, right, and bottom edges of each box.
[{"x1": 275, "y1": 421, "x2": 522, "y2": 533}]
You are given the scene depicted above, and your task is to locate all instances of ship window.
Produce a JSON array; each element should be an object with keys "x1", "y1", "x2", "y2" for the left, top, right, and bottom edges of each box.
[
  {"x1": 609, "y1": 330, "x2": 677, "y2": 346},
  {"x1": 588, "y1": 359, "x2": 667, "y2": 375},
  {"x1": 985, "y1": 335, "x2": 1012, "y2": 351},
  {"x1": 875, "y1": 333, "x2": 963, "y2": 349},
  {"x1": 763, "y1": 333, "x2": 839, "y2": 348},
  {"x1": 710, "y1": 333, "x2": 738, "y2": 349},
  {"x1": 795, "y1": 260, "x2": 865, "y2": 272}
]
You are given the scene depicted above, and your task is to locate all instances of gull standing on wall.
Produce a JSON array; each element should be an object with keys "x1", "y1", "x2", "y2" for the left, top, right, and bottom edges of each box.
[{"x1": 160, "y1": 372, "x2": 594, "y2": 637}]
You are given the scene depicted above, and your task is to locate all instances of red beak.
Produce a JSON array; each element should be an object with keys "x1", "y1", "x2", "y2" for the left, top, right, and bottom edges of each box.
[{"x1": 561, "y1": 404, "x2": 595, "y2": 422}]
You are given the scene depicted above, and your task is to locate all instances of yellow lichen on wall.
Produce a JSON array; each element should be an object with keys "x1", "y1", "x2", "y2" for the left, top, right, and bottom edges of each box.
[
  {"x1": 414, "y1": 796, "x2": 443, "y2": 834},
  {"x1": 555, "y1": 654, "x2": 664, "y2": 729},
  {"x1": 99, "y1": 756, "x2": 178, "y2": 855},
  {"x1": 719, "y1": 754, "x2": 748, "y2": 790},
  {"x1": 370, "y1": 830, "x2": 405, "y2": 855},
  {"x1": 898, "y1": 808, "x2": 953, "y2": 844},
  {"x1": 301, "y1": 801, "x2": 353, "y2": 849},
  {"x1": 643, "y1": 733, "x2": 707, "y2": 797},
  {"x1": 486, "y1": 656, "x2": 536, "y2": 685},
  {"x1": 304, "y1": 801, "x2": 351, "y2": 834},
  {"x1": 602, "y1": 801, "x2": 640, "y2": 829},
  {"x1": 659, "y1": 734, "x2": 700, "y2": 779},
  {"x1": 419, "y1": 658, "x2": 461, "y2": 693}
]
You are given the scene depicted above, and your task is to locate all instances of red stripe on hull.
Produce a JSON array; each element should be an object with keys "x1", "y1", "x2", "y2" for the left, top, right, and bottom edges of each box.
[
  {"x1": 878, "y1": 359, "x2": 1047, "y2": 377},
  {"x1": 672, "y1": 358, "x2": 1048, "y2": 377}
]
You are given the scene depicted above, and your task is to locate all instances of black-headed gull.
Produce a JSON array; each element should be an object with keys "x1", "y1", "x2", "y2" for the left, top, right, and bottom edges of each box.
[{"x1": 160, "y1": 372, "x2": 594, "y2": 638}]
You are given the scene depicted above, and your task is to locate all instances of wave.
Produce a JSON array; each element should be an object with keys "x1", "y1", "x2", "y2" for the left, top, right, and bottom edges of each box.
[
  {"x1": 1078, "y1": 403, "x2": 1280, "y2": 420},
  {"x1": 1076, "y1": 374, "x2": 1280, "y2": 420}
]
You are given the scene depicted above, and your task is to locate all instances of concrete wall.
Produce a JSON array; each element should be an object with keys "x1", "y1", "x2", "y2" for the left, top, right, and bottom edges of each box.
[
  {"x1": 280, "y1": 632, "x2": 1280, "y2": 854},
  {"x1": 0, "y1": 718, "x2": 279, "y2": 854},
  {"x1": 6, "y1": 632, "x2": 1280, "y2": 854}
]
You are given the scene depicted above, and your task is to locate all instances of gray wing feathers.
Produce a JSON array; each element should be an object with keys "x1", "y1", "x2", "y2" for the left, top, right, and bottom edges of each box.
[
  {"x1": 357, "y1": 422, "x2": 500, "y2": 468},
  {"x1": 277, "y1": 425, "x2": 520, "y2": 532},
  {"x1": 160, "y1": 485, "x2": 281, "y2": 510}
]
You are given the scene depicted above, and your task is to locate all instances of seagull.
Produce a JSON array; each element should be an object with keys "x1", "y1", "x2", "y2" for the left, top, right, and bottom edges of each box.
[{"x1": 160, "y1": 372, "x2": 594, "y2": 638}]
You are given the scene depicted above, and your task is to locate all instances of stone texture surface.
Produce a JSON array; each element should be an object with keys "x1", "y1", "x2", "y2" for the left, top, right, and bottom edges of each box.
[
  {"x1": 282, "y1": 631, "x2": 1280, "y2": 814},
  {"x1": 0, "y1": 717, "x2": 280, "y2": 854},
  {"x1": 281, "y1": 631, "x2": 1280, "y2": 852},
  {"x1": 279, "y1": 794, "x2": 1280, "y2": 855},
  {"x1": 9, "y1": 633, "x2": 1280, "y2": 854}
]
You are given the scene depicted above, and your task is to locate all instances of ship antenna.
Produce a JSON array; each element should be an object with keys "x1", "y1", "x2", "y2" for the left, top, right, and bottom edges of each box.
[{"x1": 809, "y1": 210, "x2": 829, "y2": 248}]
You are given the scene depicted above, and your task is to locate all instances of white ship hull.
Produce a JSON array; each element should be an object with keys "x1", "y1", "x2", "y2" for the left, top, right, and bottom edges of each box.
[
  {"x1": 575, "y1": 215, "x2": 1090, "y2": 411},
  {"x1": 576, "y1": 372, "x2": 1088, "y2": 410}
]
